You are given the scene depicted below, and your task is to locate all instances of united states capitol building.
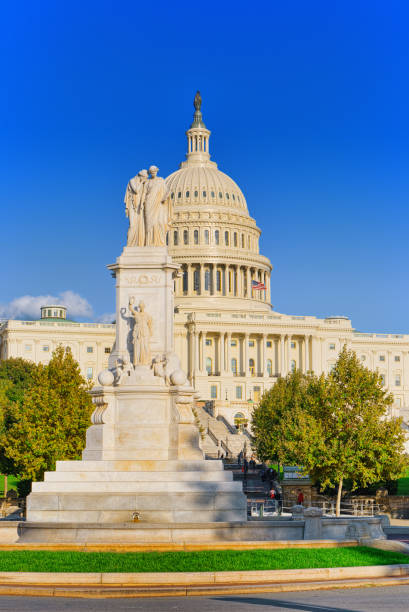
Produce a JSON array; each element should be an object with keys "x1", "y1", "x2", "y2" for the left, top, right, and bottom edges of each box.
[{"x1": 1, "y1": 97, "x2": 408, "y2": 441}]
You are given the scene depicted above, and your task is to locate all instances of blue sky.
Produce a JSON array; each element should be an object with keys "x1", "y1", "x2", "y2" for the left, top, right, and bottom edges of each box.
[{"x1": 1, "y1": 0, "x2": 408, "y2": 332}]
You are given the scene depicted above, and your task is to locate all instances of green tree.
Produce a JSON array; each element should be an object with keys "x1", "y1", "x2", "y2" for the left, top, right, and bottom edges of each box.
[
  {"x1": 2, "y1": 346, "x2": 94, "y2": 483},
  {"x1": 0, "y1": 358, "x2": 39, "y2": 475},
  {"x1": 252, "y1": 348, "x2": 407, "y2": 515}
]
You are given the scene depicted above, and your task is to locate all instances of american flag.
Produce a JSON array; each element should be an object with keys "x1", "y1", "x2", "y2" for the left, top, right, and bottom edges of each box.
[{"x1": 252, "y1": 280, "x2": 266, "y2": 290}]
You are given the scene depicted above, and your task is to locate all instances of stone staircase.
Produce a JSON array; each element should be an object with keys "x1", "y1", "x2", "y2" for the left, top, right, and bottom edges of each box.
[{"x1": 195, "y1": 405, "x2": 248, "y2": 459}]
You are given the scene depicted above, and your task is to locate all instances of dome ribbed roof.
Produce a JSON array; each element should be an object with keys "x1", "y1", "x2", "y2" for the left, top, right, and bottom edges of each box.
[{"x1": 166, "y1": 166, "x2": 248, "y2": 213}]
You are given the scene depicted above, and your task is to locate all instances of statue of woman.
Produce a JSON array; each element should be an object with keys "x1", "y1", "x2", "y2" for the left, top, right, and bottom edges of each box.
[
  {"x1": 128, "y1": 298, "x2": 153, "y2": 366},
  {"x1": 144, "y1": 166, "x2": 171, "y2": 246},
  {"x1": 124, "y1": 170, "x2": 148, "y2": 246}
]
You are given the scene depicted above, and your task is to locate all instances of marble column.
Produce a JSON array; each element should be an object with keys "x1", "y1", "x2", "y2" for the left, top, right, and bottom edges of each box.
[
  {"x1": 280, "y1": 335, "x2": 285, "y2": 376},
  {"x1": 200, "y1": 264, "x2": 205, "y2": 294},
  {"x1": 226, "y1": 332, "x2": 231, "y2": 374},
  {"x1": 261, "y1": 334, "x2": 265, "y2": 377},
  {"x1": 188, "y1": 265, "x2": 194, "y2": 296},
  {"x1": 287, "y1": 335, "x2": 292, "y2": 373},
  {"x1": 244, "y1": 333, "x2": 249, "y2": 377}
]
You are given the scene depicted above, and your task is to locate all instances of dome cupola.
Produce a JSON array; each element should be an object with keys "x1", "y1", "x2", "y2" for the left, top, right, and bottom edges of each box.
[{"x1": 166, "y1": 93, "x2": 272, "y2": 313}]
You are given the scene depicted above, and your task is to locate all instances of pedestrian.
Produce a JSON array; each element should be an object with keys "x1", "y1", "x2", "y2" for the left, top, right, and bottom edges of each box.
[
  {"x1": 269, "y1": 486, "x2": 276, "y2": 512},
  {"x1": 243, "y1": 457, "x2": 249, "y2": 474},
  {"x1": 276, "y1": 488, "x2": 282, "y2": 515},
  {"x1": 237, "y1": 450, "x2": 243, "y2": 465},
  {"x1": 297, "y1": 489, "x2": 304, "y2": 506}
]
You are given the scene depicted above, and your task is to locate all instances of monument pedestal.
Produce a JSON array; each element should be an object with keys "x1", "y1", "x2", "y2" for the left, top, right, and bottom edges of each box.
[{"x1": 25, "y1": 246, "x2": 247, "y2": 533}]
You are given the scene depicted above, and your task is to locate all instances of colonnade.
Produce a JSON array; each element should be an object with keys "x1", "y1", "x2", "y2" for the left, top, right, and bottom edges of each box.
[
  {"x1": 177, "y1": 263, "x2": 270, "y2": 302},
  {"x1": 188, "y1": 331, "x2": 314, "y2": 379}
]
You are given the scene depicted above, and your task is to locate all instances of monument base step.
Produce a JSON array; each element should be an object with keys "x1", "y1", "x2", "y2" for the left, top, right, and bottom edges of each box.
[{"x1": 17, "y1": 520, "x2": 305, "y2": 544}]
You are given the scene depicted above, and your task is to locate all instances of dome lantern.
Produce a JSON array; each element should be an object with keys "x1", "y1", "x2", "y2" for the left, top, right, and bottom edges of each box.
[{"x1": 184, "y1": 91, "x2": 211, "y2": 167}]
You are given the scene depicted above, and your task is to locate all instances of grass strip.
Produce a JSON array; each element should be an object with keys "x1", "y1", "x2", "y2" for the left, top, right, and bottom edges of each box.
[{"x1": 0, "y1": 547, "x2": 407, "y2": 573}]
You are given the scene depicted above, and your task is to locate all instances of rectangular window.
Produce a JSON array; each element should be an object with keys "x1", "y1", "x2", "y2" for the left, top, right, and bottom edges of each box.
[
  {"x1": 174, "y1": 231, "x2": 178, "y2": 245},
  {"x1": 25, "y1": 344, "x2": 32, "y2": 351},
  {"x1": 291, "y1": 341, "x2": 296, "y2": 349},
  {"x1": 42, "y1": 345, "x2": 49, "y2": 352},
  {"x1": 249, "y1": 340, "x2": 255, "y2": 347},
  {"x1": 210, "y1": 385, "x2": 217, "y2": 399},
  {"x1": 236, "y1": 386, "x2": 242, "y2": 399},
  {"x1": 266, "y1": 341, "x2": 272, "y2": 348},
  {"x1": 86, "y1": 367, "x2": 93, "y2": 379},
  {"x1": 87, "y1": 346, "x2": 94, "y2": 353},
  {"x1": 204, "y1": 229, "x2": 209, "y2": 244},
  {"x1": 183, "y1": 230, "x2": 189, "y2": 245},
  {"x1": 231, "y1": 339, "x2": 237, "y2": 347},
  {"x1": 329, "y1": 343, "x2": 335, "y2": 350},
  {"x1": 234, "y1": 232, "x2": 238, "y2": 247},
  {"x1": 205, "y1": 339, "x2": 212, "y2": 346},
  {"x1": 395, "y1": 397, "x2": 402, "y2": 407},
  {"x1": 104, "y1": 347, "x2": 111, "y2": 354},
  {"x1": 380, "y1": 374, "x2": 386, "y2": 385},
  {"x1": 361, "y1": 355, "x2": 366, "y2": 361},
  {"x1": 395, "y1": 375, "x2": 401, "y2": 386},
  {"x1": 194, "y1": 230, "x2": 199, "y2": 245},
  {"x1": 395, "y1": 356, "x2": 401, "y2": 362},
  {"x1": 379, "y1": 355, "x2": 385, "y2": 362}
]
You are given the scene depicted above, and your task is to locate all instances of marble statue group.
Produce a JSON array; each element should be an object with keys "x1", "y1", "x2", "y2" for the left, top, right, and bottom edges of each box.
[{"x1": 124, "y1": 165, "x2": 171, "y2": 247}]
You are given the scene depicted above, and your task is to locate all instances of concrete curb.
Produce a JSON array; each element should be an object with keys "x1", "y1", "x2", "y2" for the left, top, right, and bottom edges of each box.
[
  {"x1": 0, "y1": 564, "x2": 408, "y2": 587},
  {"x1": 0, "y1": 538, "x2": 359, "y2": 552},
  {"x1": 0, "y1": 574, "x2": 409, "y2": 598}
]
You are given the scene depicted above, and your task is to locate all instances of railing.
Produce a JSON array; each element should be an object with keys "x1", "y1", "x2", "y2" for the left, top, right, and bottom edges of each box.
[{"x1": 247, "y1": 499, "x2": 381, "y2": 518}]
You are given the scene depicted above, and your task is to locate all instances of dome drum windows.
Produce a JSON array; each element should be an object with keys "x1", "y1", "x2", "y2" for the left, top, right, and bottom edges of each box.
[
  {"x1": 194, "y1": 229, "x2": 199, "y2": 244},
  {"x1": 204, "y1": 229, "x2": 210, "y2": 244},
  {"x1": 183, "y1": 230, "x2": 189, "y2": 245},
  {"x1": 215, "y1": 229, "x2": 220, "y2": 245}
]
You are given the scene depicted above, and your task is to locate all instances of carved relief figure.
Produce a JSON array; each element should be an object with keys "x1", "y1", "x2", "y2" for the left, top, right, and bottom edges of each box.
[
  {"x1": 128, "y1": 298, "x2": 153, "y2": 366},
  {"x1": 124, "y1": 169, "x2": 148, "y2": 246}
]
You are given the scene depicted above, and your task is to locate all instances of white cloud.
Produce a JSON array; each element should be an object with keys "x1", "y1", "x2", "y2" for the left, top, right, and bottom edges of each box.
[
  {"x1": 0, "y1": 291, "x2": 93, "y2": 320},
  {"x1": 95, "y1": 313, "x2": 116, "y2": 324}
]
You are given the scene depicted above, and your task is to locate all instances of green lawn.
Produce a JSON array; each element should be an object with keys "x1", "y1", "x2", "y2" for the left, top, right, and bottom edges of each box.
[
  {"x1": 0, "y1": 475, "x2": 19, "y2": 496},
  {"x1": 397, "y1": 468, "x2": 409, "y2": 495},
  {"x1": 0, "y1": 547, "x2": 407, "y2": 573}
]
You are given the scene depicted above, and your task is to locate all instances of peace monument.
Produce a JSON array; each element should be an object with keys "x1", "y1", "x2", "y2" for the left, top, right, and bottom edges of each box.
[{"x1": 22, "y1": 98, "x2": 250, "y2": 542}]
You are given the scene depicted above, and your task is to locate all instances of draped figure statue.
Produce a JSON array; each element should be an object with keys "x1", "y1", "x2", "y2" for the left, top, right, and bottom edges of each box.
[
  {"x1": 144, "y1": 166, "x2": 171, "y2": 247},
  {"x1": 124, "y1": 166, "x2": 171, "y2": 247},
  {"x1": 124, "y1": 170, "x2": 148, "y2": 246}
]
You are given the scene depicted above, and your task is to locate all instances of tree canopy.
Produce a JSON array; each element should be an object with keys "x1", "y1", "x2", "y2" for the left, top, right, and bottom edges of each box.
[
  {"x1": 0, "y1": 346, "x2": 94, "y2": 483},
  {"x1": 252, "y1": 347, "x2": 407, "y2": 515}
]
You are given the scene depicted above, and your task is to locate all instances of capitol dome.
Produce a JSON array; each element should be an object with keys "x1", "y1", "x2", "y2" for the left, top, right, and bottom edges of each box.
[{"x1": 167, "y1": 92, "x2": 272, "y2": 313}]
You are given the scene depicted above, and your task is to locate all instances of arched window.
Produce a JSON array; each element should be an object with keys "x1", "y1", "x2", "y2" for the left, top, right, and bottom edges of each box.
[
  {"x1": 225, "y1": 231, "x2": 229, "y2": 245},
  {"x1": 204, "y1": 229, "x2": 209, "y2": 244},
  {"x1": 231, "y1": 358, "x2": 237, "y2": 374},
  {"x1": 291, "y1": 359, "x2": 296, "y2": 372},
  {"x1": 234, "y1": 232, "x2": 238, "y2": 247},
  {"x1": 174, "y1": 231, "x2": 178, "y2": 246},
  {"x1": 249, "y1": 358, "x2": 255, "y2": 376},
  {"x1": 241, "y1": 234, "x2": 245, "y2": 248},
  {"x1": 267, "y1": 359, "x2": 272, "y2": 376},
  {"x1": 186, "y1": 190, "x2": 190, "y2": 198},
  {"x1": 215, "y1": 230, "x2": 219, "y2": 245},
  {"x1": 204, "y1": 268, "x2": 211, "y2": 291},
  {"x1": 211, "y1": 191, "x2": 215, "y2": 198},
  {"x1": 183, "y1": 230, "x2": 188, "y2": 245},
  {"x1": 182, "y1": 268, "x2": 188, "y2": 293},
  {"x1": 166, "y1": 232, "x2": 169, "y2": 246},
  {"x1": 194, "y1": 190, "x2": 198, "y2": 197},
  {"x1": 194, "y1": 230, "x2": 199, "y2": 244},
  {"x1": 194, "y1": 268, "x2": 200, "y2": 293},
  {"x1": 206, "y1": 357, "x2": 212, "y2": 375},
  {"x1": 216, "y1": 270, "x2": 221, "y2": 292}
]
